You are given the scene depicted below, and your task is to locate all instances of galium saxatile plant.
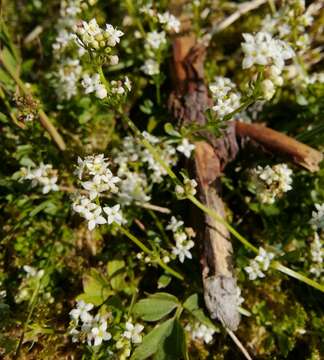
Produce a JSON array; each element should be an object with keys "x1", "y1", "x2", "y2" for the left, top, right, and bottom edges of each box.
[{"x1": 2, "y1": 0, "x2": 324, "y2": 359}]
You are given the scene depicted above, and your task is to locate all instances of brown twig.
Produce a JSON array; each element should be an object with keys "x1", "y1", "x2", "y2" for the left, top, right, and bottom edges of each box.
[
  {"x1": 211, "y1": 0, "x2": 268, "y2": 34},
  {"x1": 235, "y1": 121, "x2": 323, "y2": 172}
]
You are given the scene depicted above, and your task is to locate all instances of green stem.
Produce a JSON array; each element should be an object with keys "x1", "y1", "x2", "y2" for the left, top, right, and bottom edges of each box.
[
  {"x1": 273, "y1": 262, "x2": 324, "y2": 292},
  {"x1": 187, "y1": 195, "x2": 258, "y2": 253},
  {"x1": 13, "y1": 278, "x2": 42, "y2": 360}
]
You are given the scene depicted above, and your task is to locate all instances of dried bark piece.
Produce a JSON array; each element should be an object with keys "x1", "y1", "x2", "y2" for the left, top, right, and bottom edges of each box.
[
  {"x1": 169, "y1": 37, "x2": 241, "y2": 330},
  {"x1": 236, "y1": 121, "x2": 323, "y2": 172}
]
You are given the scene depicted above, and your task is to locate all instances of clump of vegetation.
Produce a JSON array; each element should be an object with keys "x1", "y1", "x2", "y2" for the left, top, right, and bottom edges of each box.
[{"x1": 0, "y1": 0, "x2": 323, "y2": 359}]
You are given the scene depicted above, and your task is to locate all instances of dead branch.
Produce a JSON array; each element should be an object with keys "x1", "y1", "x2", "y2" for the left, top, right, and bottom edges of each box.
[{"x1": 235, "y1": 121, "x2": 323, "y2": 172}]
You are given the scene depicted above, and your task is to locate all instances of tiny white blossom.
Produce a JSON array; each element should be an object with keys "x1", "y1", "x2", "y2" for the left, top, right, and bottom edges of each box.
[
  {"x1": 166, "y1": 216, "x2": 184, "y2": 232},
  {"x1": 186, "y1": 323, "x2": 215, "y2": 344},
  {"x1": 122, "y1": 320, "x2": 144, "y2": 344},
  {"x1": 245, "y1": 247, "x2": 275, "y2": 280},
  {"x1": 89, "y1": 321, "x2": 112, "y2": 346},
  {"x1": 244, "y1": 259, "x2": 265, "y2": 280},
  {"x1": 141, "y1": 59, "x2": 160, "y2": 76},
  {"x1": 84, "y1": 206, "x2": 107, "y2": 231},
  {"x1": 172, "y1": 231, "x2": 194, "y2": 263},
  {"x1": 177, "y1": 139, "x2": 195, "y2": 158},
  {"x1": 69, "y1": 300, "x2": 94, "y2": 323},
  {"x1": 158, "y1": 12, "x2": 181, "y2": 33},
  {"x1": 103, "y1": 204, "x2": 124, "y2": 225},
  {"x1": 146, "y1": 31, "x2": 167, "y2": 50}
]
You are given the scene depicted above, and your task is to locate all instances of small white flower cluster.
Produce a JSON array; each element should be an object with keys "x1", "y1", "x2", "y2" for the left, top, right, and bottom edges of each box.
[
  {"x1": 72, "y1": 154, "x2": 124, "y2": 230},
  {"x1": 261, "y1": 0, "x2": 313, "y2": 51},
  {"x1": 185, "y1": 322, "x2": 216, "y2": 344},
  {"x1": 141, "y1": 59, "x2": 160, "y2": 76},
  {"x1": 116, "y1": 320, "x2": 144, "y2": 358},
  {"x1": 140, "y1": 6, "x2": 180, "y2": 34},
  {"x1": 81, "y1": 73, "x2": 131, "y2": 100},
  {"x1": 115, "y1": 133, "x2": 178, "y2": 185},
  {"x1": 176, "y1": 138, "x2": 195, "y2": 159},
  {"x1": 241, "y1": 32, "x2": 294, "y2": 99},
  {"x1": 56, "y1": 58, "x2": 82, "y2": 100},
  {"x1": 141, "y1": 30, "x2": 167, "y2": 76},
  {"x1": 167, "y1": 216, "x2": 195, "y2": 263},
  {"x1": 251, "y1": 163, "x2": 293, "y2": 204},
  {"x1": 69, "y1": 301, "x2": 112, "y2": 346},
  {"x1": 140, "y1": 7, "x2": 180, "y2": 77},
  {"x1": 19, "y1": 162, "x2": 59, "y2": 194},
  {"x1": 209, "y1": 76, "x2": 241, "y2": 118},
  {"x1": 117, "y1": 170, "x2": 151, "y2": 206},
  {"x1": 310, "y1": 203, "x2": 324, "y2": 230},
  {"x1": 175, "y1": 178, "x2": 198, "y2": 198},
  {"x1": 309, "y1": 232, "x2": 323, "y2": 278},
  {"x1": 244, "y1": 247, "x2": 275, "y2": 280},
  {"x1": 74, "y1": 18, "x2": 123, "y2": 55},
  {"x1": 81, "y1": 73, "x2": 107, "y2": 99}
]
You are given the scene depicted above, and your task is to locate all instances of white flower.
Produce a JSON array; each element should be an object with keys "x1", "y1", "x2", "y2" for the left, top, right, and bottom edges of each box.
[
  {"x1": 186, "y1": 323, "x2": 215, "y2": 344},
  {"x1": 158, "y1": 12, "x2": 180, "y2": 33},
  {"x1": 81, "y1": 73, "x2": 107, "y2": 99},
  {"x1": 244, "y1": 259, "x2": 265, "y2": 280},
  {"x1": 104, "y1": 24, "x2": 124, "y2": 46},
  {"x1": 72, "y1": 196, "x2": 97, "y2": 215},
  {"x1": 184, "y1": 178, "x2": 198, "y2": 196},
  {"x1": 310, "y1": 203, "x2": 324, "y2": 230},
  {"x1": 103, "y1": 204, "x2": 124, "y2": 225},
  {"x1": 89, "y1": 321, "x2": 112, "y2": 346},
  {"x1": 84, "y1": 206, "x2": 106, "y2": 231},
  {"x1": 172, "y1": 233, "x2": 194, "y2": 263},
  {"x1": 255, "y1": 247, "x2": 275, "y2": 271},
  {"x1": 252, "y1": 163, "x2": 293, "y2": 204},
  {"x1": 122, "y1": 321, "x2": 144, "y2": 344},
  {"x1": 177, "y1": 139, "x2": 195, "y2": 158},
  {"x1": 141, "y1": 59, "x2": 160, "y2": 76},
  {"x1": 146, "y1": 31, "x2": 166, "y2": 50},
  {"x1": 95, "y1": 84, "x2": 108, "y2": 99},
  {"x1": 19, "y1": 162, "x2": 59, "y2": 194},
  {"x1": 166, "y1": 216, "x2": 184, "y2": 232},
  {"x1": 245, "y1": 247, "x2": 274, "y2": 280},
  {"x1": 40, "y1": 176, "x2": 59, "y2": 194},
  {"x1": 241, "y1": 31, "x2": 294, "y2": 70},
  {"x1": 23, "y1": 265, "x2": 44, "y2": 279},
  {"x1": 69, "y1": 300, "x2": 94, "y2": 323},
  {"x1": 261, "y1": 79, "x2": 275, "y2": 100},
  {"x1": 209, "y1": 77, "x2": 241, "y2": 118},
  {"x1": 82, "y1": 179, "x2": 110, "y2": 200}
]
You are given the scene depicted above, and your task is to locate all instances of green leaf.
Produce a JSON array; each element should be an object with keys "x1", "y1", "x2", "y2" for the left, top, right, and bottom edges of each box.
[
  {"x1": 154, "y1": 319, "x2": 188, "y2": 360},
  {"x1": 133, "y1": 293, "x2": 179, "y2": 322},
  {"x1": 131, "y1": 318, "x2": 188, "y2": 360},
  {"x1": 77, "y1": 269, "x2": 113, "y2": 306},
  {"x1": 164, "y1": 123, "x2": 180, "y2": 137},
  {"x1": 183, "y1": 294, "x2": 217, "y2": 330},
  {"x1": 157, "y1": 274, "x2": 172, "y2": 289},
  {"x1": 131, "y1": 318, "x2": 175, "y2": 360},
  {"x1": 107, "y1": 259, "x2": 126, "y2": 291}
]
